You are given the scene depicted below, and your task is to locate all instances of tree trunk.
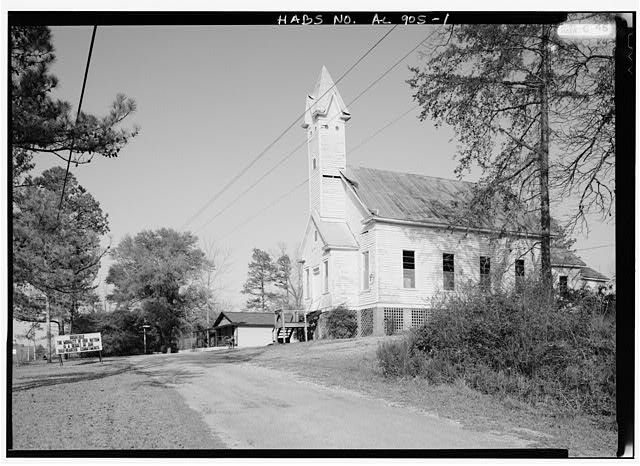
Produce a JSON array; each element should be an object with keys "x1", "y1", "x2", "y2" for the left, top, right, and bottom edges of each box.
[{"x1": 538, "y1": 25, "x2": 553, "y2": 297}]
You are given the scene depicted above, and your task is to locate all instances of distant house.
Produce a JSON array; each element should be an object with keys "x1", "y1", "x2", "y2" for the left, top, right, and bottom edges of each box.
[
  {"x1": 551, "y1": 247, "x2": 610, "y2": 292},
  {"x1": 579, "y1": 266, "x2": 610, "y2": 291},
  {"x1": 211, "y1": 311, "x2": 275, "y2": 348},
  {"x1": 298, "y1": 66, "x2": 609, "y2": 337}
]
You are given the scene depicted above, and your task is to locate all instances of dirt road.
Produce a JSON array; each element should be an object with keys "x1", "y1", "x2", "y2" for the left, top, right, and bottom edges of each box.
[
  {"x1": 11, "y1": 357, "x2": 223, "y2": 450},
  {"x1": 134, "y1": 351, "x2": 533, "y2": 450}
]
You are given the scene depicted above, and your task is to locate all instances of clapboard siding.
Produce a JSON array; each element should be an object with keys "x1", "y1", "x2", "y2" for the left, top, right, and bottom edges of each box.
[
  {"x1": 357, "y1": 228, "x2": 378, "y2": 307},
  {"x1": 318, "y1": 100, "x2": 346, "y2": 177},
  {"x1": 375, "y1": 223, "x2": 540, "y2": 305},
  {"x1": 345, "y1": 184, "x2": 368, "y2": 237},
  {"x1": 330, "y1": 250, "x2": 359, "y2": 307},
  {"x1": 321, "y1": 177, "x2": 346, "y2": 219},
  {"x1": 308, "y1": 128, "x2": 320, "y2": 214},
  {"x1": 301, "y1": 219, "x2": 324, "y2": 306},
  {"x1": 552, "y1": 266, "x2": 582, "y2": 289}
]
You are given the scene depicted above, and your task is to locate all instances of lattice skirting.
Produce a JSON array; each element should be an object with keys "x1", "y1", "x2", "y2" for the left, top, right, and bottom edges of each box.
[
  {"x1": 383, "y1": 307, "x2": 404, "y2": 335},
  {"x1": 359, "y1": 308, "x2": 374, "y2": 337},
  {"x1": 411, "y1": 308, "x2": 432, "y2": 328},
  {"x1": 353, "y1": 307, "x2": 434, "y2": 337}
]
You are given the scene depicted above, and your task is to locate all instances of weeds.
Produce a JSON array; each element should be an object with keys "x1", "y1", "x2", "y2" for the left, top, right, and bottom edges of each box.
[{"x1": 376, "y1": 279, "x2": 615, "y2": 421}]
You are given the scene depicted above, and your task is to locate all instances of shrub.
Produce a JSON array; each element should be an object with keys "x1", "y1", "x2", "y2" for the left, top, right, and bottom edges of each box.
[
  {"x1": 376, "y1": 336, "x2": 433, "y2": 378},
  {"x1": 376, "y1": 339, "x2": 413, "y2": 377},
  {"x1": 377, "y1": 280, "x2": 616, "y2": 417},
  {"x1": 303, "y1": 310, "x2": 322, "y2": 340},
  {"x1": 95, "y1": 308, "x2": 145, "y2": 356},
  {"x1": 325, "y1": 306, "x2": 358, "y2": 339},
  {"x1": 35, "y1": 344, "x2": 46, "y2": 359}
]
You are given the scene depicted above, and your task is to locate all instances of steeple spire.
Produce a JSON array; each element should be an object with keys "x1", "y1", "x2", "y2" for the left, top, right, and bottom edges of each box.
[
  {"x1": 303, "y1": 66, "x2": 349, "y2": 221},
  {"x1": 302, "y1": 66, "x2": 351, "y2": 129}
]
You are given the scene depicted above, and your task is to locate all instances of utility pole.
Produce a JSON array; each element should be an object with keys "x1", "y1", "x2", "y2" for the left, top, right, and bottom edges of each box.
[
  {"x1": 538, "y1": 24, "x2": 553, "y2": 296},
  {"x1": 45, "y1": 294, "x2": 52, "y2": 363},
  {"x1": 206, "y1": 307, "x2": 210, "y2": 347}
]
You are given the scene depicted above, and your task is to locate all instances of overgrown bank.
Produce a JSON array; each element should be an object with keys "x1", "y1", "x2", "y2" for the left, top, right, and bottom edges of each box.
[{"x1": 376, "y1": 281, "x2": 615, "y2": 426}]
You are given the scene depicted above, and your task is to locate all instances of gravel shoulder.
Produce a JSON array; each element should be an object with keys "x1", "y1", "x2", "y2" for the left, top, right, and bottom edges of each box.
[{"x1": 11, "y1": 357, "x2": 224, "y2": 450}]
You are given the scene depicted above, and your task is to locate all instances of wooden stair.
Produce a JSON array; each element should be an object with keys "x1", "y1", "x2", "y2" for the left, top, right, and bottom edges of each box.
[{"x1": 275, "y1": 326, "x2": 294, "y2": 343}]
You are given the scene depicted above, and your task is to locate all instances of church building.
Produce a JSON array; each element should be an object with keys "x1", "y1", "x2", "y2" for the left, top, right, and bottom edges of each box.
[{"x1": 299, "y1": 66, "x2": 564, "y2": 337}]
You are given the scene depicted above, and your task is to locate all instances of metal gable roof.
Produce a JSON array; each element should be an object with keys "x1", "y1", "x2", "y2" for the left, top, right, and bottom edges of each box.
[
  {"x1": 341, "y1": 165, "x2": 541, "y2": 233},
  {"x1": 550, "y1": 247, "x2": 587, "y2": 268},
  {"x1": 580, "y1": 266, "x2": 609, "y2": 282},
  {"x1": 311, "y1": 212, "x2": 358, "y2": 250},
  {"x1": 213, "y1": 311, "x2": 274, "y2": 327}
]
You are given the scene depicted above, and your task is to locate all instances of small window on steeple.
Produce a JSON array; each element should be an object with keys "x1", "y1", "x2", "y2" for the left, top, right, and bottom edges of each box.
[
  {"x1": 314, "y1": 230, "x2": 318, "y2": 242},
  {"x1": 312, "y1": 158, "x2": 317, "y2": 170}
]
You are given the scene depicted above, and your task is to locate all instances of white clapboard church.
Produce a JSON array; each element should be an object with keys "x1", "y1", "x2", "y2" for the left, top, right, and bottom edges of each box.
[{"x1": 299, "y1": 66, "x2": 545, "y2": 337}]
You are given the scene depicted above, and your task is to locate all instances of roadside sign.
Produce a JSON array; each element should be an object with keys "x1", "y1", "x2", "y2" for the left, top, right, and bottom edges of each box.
[{"x1": 55, "y1": 332, "x2": 103, "y2": 355}]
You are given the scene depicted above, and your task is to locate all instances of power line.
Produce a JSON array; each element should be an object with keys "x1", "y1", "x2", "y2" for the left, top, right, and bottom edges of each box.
[
  {"x1": 194, "y1": 28, "x2": 441, "y2": 233},
  {"x1": 57, "y1": 25, "x2": 98, "y2": 216},
  {"x1": 180, "y1": 25, "x2": 398, "y2": 230},
  {"x1": 350, "y1": 104, "x2": 420, "y2": 154},
  {"x1": 348, "y1": 26, "x2": 441, "y2": 108},
  {"x1": 195, "y1": 103, "x2": 417, "y2": 234},
  {"x1": 217, "y1": 178, "x2": 309, "y2": 241},
  {"x1": 574, "y1": 243, "x2": 615, "y2": 252},
  {"x1": 195, "y1": 139, "x2": 307, "y2": 233}
]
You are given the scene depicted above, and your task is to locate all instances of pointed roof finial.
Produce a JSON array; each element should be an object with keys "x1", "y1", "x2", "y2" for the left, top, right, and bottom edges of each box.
[{"x1": 303, "y1": 66, "x2": 351, "y2": 128}]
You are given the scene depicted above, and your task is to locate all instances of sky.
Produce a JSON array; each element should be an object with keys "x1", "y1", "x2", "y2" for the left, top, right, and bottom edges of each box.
[{"x1": 33, "y1": 22, "x2": 616, "y2": 310}]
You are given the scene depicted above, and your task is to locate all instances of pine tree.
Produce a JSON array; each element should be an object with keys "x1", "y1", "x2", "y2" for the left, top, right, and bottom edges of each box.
[
  {"x1": 11, "y1": 26, "x2": 138, "y2": 187},
  {"x1": 13, "y1": 167, "x2": 109, "y2": 326},
  {"x1": 241, "y1": 248, "x2": 278, "y2": 312}
]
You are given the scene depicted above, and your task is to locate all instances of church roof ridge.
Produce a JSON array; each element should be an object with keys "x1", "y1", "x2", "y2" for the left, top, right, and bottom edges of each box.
[{"x1": 344, "y1": 164, "x2": 476, "y2": 186}]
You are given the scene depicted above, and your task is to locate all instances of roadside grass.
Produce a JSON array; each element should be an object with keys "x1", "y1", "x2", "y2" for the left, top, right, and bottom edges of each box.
[{"x1": 235, "y1": 336, "x2": 616, "y2": 457}]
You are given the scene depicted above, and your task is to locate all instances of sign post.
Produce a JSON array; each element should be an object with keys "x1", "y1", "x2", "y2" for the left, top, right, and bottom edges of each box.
[
  {"x1": 142, "y1": 324, "x2": 151, "y2": 354},
  {"x1": 54, "y1": 332, "x2": 103, "y2": 365}
]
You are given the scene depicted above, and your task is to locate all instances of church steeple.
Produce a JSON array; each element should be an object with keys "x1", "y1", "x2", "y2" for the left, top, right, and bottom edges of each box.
[
  {"x1": 302, "y1": 66, "x2": 351, "y2": 129},
  {"x1": 304, "y1": 66, "x2": 349, "y2": 221}
]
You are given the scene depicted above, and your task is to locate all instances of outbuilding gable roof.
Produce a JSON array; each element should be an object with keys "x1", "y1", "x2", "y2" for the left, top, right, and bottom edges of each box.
[
  {"x1": 213, "y1": 311, "x2": 274, "y2": 328},
  {"x1": 550, "y1": 247, "x2": 587, "y2": 268},
  {"x1": 341, "y1": 165, "x2": 540, "y2": 233},
  {"x1": 580, "y1": 267, "x2": 609, "y2": 282}
]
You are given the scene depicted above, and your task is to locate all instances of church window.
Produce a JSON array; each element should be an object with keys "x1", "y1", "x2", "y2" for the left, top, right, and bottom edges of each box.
[
  {"x1": 362, "y1": 251, "x2": 370, "y2": 291},
  {"x1": 305, "y1": 268, "x2": 310, "y2": 299},
  {"x1": 323, "y1": 260, "x2": 329, "y2": 293},
  {"x1": 312, "y1": 158, "x2": 317, "y2": 170},
  {"x1": 403, "y1": 250, "x2": 415, "y2": 288},
  {"x1": 335, "y1": 125, "x2": 339, "y2": 131},
  {"x1": 558, "y1": 275, "x2": 568, "y2": 292},
  {"x1": 480, "y1": 256, "x2": 491, "y2": 289},
  {"x1": 515, "y1": 259, "x2": 525, "y2": 292},
  {"x1": 314, "y1": 230, "x2": 318, "y2": 242},
  {"x1": 443, "y1": 253, "x2": 455, "y2": 291}
]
